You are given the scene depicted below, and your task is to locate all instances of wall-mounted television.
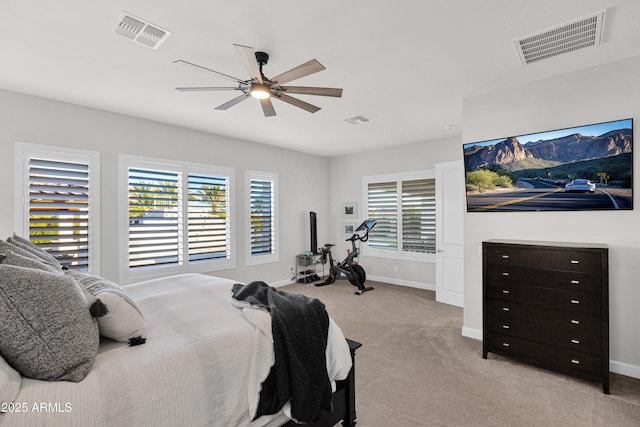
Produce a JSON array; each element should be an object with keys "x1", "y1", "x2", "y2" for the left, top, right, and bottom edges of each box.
[{"x1": 463, "y1": 118, "x2": 633, "y2": 212}]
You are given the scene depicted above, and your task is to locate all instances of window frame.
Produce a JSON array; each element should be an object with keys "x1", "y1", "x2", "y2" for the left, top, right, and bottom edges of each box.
[
  {"x1": 14, "y1": 142, "x2": 101, "y2": 274},
  {"x1": 362, "y1": 170, "x2": 436, "y2": 263},
  {"x1": 119, "y1": 155, "x2": 235, "y2": 283},
  {"x1": 245, "y1": 171, "x2": 279, "y2": 266}
]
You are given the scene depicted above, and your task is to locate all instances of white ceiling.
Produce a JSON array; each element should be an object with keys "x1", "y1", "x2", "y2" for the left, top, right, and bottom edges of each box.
[{"x1": 2, "y1": 1, "x2": 640, "y2": 157}]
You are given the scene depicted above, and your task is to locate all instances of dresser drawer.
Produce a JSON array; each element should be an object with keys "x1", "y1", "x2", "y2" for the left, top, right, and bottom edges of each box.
[
  {"x1": 485, "y1": 332, "x2": 602, "y2": 377},
  {"x1": 486, "y1": 313, "x2": 601, "y2": 355},
  {"x1": 484, "y1": 245, "x2": 603, "y2": 273},
  {"x1": 486, "y1": 283, "x2": 602, "y2": 314},
  {"x1": 485, "y1": 299, "x2": 602, "y2": 332},
  {"x1": 486, "y1": 265, "x2": 602, "y2": 294}
]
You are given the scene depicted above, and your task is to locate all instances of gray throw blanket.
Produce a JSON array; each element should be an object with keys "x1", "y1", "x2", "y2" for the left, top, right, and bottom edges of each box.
[{"x1": 231, "y1": 281, "x2": 332, "y2": 424}]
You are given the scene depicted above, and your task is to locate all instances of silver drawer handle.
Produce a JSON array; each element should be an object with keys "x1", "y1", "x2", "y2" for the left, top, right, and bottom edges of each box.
[
  {"x1": 502, "y1": 290, "x2": 510, "y2": 294},
  {"x1": 571, "y1": 260, "x2": 580, "y2": 264},
  {"x1": 571, "y1": 359, "x2": 580, "y2": 365},
  {"x1": 502, "y1": 255, "x2": 509, "y2": 259},
  {"x1": 502, "y1": 325, "x2": 510, "y2": 329},
  {"x1": 571, "y1": 280, "x2": 580, "y2": 284},
  {"x1": 570, "y1": 299, "x2": 580, "y2": 304},
  {"x1": 502, "y1": 307, "x2": 510, "y2": 312},
  {"x1": 502, "y1": 272, "x2": 510, "y2": 276},
  {"x1": 502, "y1": 342, "x2": 510, "y2": 347},
  {"x1": 571, "y1": 339, "x2": 580, "y2": 344},
  {"x1": 571, "y1": 320, "x2": 580, "y2": 324}
]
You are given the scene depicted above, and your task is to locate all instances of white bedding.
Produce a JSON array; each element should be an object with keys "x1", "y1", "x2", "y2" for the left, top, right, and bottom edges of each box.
[{"x1": 0, "y1": 273, "x2": 352, "y2": 427}]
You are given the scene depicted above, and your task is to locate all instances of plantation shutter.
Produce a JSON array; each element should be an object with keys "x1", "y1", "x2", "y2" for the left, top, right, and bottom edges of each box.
[
  {"x1": 402, "y1": 178, "x2": 436, "y2": 253},
  {"x1": 249, "y1": 179, "x2": 274, "y2": 256},
  {"x1": 127, "y1": 168, "x2": 180, "y2": 269},
  {"x1": 367, "y1": 181, "x2": 398, "y2": 250},
  {"x1": 187, "y1": 173, "x2": 229, "y2": 262},
  {"x1": 28, "y1": 158, "x2": 90, "y2": 270}
]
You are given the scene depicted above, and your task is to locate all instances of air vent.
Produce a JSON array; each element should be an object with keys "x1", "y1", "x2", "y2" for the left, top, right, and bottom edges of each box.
[
  {"x1": 345, "y1": 115, "x2": 371, "y2": 125},
  {"x1": 514, "y1": 10, "x2": 605, "y2": 65},
  {"x1": 115, "y1": 12, "x2": 171, "y2": 49}
]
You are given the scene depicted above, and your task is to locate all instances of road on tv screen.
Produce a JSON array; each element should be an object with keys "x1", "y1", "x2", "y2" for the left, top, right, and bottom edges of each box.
[{"x1": 466, "y1": 179, "x2": 632, "y2": 211}]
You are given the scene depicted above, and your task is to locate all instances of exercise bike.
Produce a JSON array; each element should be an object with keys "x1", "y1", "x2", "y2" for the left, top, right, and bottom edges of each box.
[{"x1": 316, "y1": 219, "x2": 376, "y2": 295}]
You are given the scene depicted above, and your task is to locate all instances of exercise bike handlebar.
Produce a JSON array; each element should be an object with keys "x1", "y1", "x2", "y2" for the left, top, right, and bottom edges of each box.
[{"x1": 345, "y1": 218, "x2": 376, "y2": 243}]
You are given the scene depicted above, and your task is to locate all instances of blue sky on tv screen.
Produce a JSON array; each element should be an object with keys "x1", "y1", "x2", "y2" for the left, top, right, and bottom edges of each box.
[{"x1": 464, "y1": 118, "x2": 632, "y2": 149}]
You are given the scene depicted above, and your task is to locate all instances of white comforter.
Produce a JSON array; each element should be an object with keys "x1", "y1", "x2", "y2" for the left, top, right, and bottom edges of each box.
[{"x1": 0, "y1": 274, "x2": 353, "y2": 427}]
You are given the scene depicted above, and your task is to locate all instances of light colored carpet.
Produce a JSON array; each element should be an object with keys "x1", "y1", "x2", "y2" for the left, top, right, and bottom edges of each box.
[{"x1": 282, "y1": 279, "x2": 640, "y2": 427}]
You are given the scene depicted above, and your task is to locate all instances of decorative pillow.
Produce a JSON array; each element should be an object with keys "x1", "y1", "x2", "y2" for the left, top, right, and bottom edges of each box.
[
  {"x1": 1, "y1": 249, "x2": 61, "y2": 273},
  {"x1": 0, "y1": 265, "x2": 99, "y2": 382},
  {"x1": 0, "y1": 355, "x2": 21, "y2": 405},
  {"x1": 0, "y1": 240, "x2": 60, "y2": 271},
  {"x1": 7, "y1": 234, "x2": 61, "y2": 268},
  {"x1": 65, "y1": 271, "x2": 146, "y2": 343}
]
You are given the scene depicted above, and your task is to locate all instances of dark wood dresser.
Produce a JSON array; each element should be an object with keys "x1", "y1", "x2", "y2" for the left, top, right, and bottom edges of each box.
[{"x1": 482, "y1": 239, "x2": 609, "y2": 393}]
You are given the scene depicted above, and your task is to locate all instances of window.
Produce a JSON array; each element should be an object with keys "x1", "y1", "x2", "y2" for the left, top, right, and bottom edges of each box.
[
  {"x1": 120, "y1": 156, "x2": 234, "y2": 282},
  {"x1": 246, "y1": 171, "x2": 278, "y2": 266},
  {"x1": 15, "y1": 143, "x2": 100, "y2": 273},
  {"x1": 363, "y1": 171, "x2": 435, "y2": 261}
]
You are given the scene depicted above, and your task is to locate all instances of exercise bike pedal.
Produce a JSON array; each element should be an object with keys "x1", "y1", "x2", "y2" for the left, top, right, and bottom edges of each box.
[{"x1": 355, "y1": 286, "x2": 374, "y2": 295}]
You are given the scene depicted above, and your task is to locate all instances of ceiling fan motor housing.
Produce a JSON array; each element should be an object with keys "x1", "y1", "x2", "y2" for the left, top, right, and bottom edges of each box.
[{"x1": 255, "y1": 51, "x2": 269, "y2": 66}]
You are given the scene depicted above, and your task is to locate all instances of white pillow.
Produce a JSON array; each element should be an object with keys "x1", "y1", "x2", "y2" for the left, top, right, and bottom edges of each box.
[
  {"x1": 66, "y1": 271, "x2": 146, "y2": 343},
  {"x1": 0, "y1": 355, "x2": 21, "y2": 405}
]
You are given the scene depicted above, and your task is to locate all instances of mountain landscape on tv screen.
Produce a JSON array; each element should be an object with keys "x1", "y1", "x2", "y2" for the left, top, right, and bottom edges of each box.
[
  {"x1": 464, "y1": 129, "x2": 632, "y2": 172},
  {"x1": 463, "y1": 124, "x2": 633, "y2": 212}
]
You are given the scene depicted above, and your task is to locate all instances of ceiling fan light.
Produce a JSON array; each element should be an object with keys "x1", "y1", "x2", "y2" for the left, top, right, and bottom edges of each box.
[{"x1": 250, "y1": 83, "x2": 271, "y2": 99}]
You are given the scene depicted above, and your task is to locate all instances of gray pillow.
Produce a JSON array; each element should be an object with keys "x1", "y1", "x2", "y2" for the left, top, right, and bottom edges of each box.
[
  {"x1": 0, "y1": 355, "x2": 21, "y2": 405},
  {"x1": 1, "y1": 249, "x2": 61, "y2": 273},
  {"x1": 0, "y1": 265, "x2": 99, "y2": 382},
  {"x1": 7, "y1": 234, "x2": 61, "y2": 268},
  {"x1": 0, "y1": 240, "x2": 57, "y2": 268}
]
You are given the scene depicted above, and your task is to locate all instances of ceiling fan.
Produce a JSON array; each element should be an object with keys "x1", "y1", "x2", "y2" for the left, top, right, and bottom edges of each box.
[{"x1": 174, "y1": 44, "x2": 343, "y2": 117}]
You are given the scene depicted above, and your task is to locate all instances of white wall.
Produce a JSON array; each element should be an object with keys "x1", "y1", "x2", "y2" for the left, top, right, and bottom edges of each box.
[
  {"x1": 329, "y1": 137, "x2": 461, "y2": 287},
  {"x1": 0, "y1": 89, "x2": 331, "y2": 285},
  {"x1": 462, "y1": 55, "x2": 640, "y2": 376}
]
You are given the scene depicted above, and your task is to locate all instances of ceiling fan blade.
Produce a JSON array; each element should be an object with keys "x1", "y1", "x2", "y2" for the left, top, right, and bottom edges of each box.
[
  {"x1": 279, "y1": 86, "x2": 343, "y2": 97},
  {"x1": 260, "y1": 98, "x2": 276, "y2": 117},
  {"x1": 173, "y1": 60, "x2": 245, "y2": 84},
  {"x1": 215, "y1": 93, "x2": 250, "y2": 111},
  {"x1": 270, "y1": 59, "x2": 326, "y2": 85},
  {"x1": 275, "y1": 93, "x2": 321, "y2": 113},
  {"x1": 176, "y1": 86, "x2": 242, "y2": 92},
  {"x1": 233, "y1": 44, "x2": 263, "y2": 84}
]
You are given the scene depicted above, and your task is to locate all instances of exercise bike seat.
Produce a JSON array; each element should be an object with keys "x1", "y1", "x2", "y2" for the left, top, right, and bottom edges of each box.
[{"x1": 323, "y1": 243, "x2": 335, "y2": 248}]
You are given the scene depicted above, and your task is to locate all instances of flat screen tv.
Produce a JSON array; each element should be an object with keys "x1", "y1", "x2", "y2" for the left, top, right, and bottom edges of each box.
[{"x1": 463, "y1": 118, "x2": 633, "y2": 212}]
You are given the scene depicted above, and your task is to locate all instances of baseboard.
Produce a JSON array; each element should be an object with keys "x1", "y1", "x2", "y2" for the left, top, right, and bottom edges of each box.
[
  {"x1": 610, "y1": 360, "x2": 640, "y2": 379},
  {"x1": 460, "y1": 326, "x2": 640, "y2": 380},
  {"x1": 366, "y1": 274, "x2": 435, "y2": 291},
  {"x1": 272, "y1": 278, "x2": 297, "y2": 288},
  {"x1": 461, "y1": 326, "x2": 483, "y2": 340}
]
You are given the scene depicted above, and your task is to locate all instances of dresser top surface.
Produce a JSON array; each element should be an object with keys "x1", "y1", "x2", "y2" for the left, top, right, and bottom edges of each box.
[{"x1": 483, "y1": 239, "x2": 608, "y2": 249}]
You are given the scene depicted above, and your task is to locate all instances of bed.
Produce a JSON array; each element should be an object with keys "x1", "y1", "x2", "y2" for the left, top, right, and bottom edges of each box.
[{"x1": 0, "y1": 270, "x2": 360, "y2": 427}]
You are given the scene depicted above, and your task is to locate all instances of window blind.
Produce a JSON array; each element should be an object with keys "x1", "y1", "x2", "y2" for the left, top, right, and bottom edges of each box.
[
  {"x1": 402, "y1": 178, "x2": 436, "y2": 253},
  {"x1": 187, "y1": 173, "x2": 229, "y2": 262},
  {"x1": 28, "y1": 158, "x2": 90, "y2": 270},
  {"x1": 249, "y1": 179, "x2": 274, "y2": 256},
  {"x1": 367, "y1": 181, "x2": 398, "y2": 250},
  {"x1": 127, "y1": 168, "x2": 180, "y2": 269}
]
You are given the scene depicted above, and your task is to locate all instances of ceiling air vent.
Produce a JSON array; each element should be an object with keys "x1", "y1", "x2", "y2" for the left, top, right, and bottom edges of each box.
[
  {"x1": 345, "y1": 116, "x2": 371, "y2": 125},
  {"x1": 513, "y1": 10, "x2": 605, "y2": 65},
  {"x1": 115, "y1": 12, "x2": 171, "y2": 49}
]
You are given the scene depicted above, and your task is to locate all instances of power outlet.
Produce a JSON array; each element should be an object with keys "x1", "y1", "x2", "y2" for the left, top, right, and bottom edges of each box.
[{"x1": 288, "y1": 266, "x2": 294, "y2": 273}]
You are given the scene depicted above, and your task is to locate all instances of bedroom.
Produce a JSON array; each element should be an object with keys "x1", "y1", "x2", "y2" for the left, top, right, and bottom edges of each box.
[{"x1": 1, "y1": 0, "x2": 640, "y2": 426}]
